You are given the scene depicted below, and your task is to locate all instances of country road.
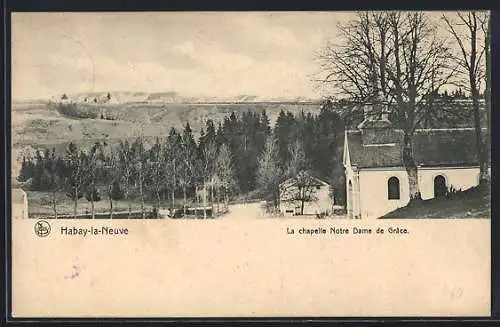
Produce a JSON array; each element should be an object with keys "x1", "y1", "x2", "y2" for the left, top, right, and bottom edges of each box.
[{"x1": 222, "y1": 202, "x2": 264, "y2": 220}]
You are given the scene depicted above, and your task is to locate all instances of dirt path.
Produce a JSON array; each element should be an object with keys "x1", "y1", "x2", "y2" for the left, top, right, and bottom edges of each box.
[{"x1": 223, "y1": 202, "x2": 264, "y2": 220}]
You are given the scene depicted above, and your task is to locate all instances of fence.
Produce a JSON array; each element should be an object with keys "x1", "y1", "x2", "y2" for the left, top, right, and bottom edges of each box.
[{"x1": 31, "y1": 210, "x2": 157, "y2": 219}]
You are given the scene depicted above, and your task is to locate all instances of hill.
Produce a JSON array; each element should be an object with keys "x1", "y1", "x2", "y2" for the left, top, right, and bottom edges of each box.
[
  {"x1": 11, "y1": 99, "x2": 322, "y2": 177},
  {"x1": 44, "y1": 91, "x2": 319, "y2": 105},
  {"x1": 11, "y1": 94, "x2": 488, "y2": 180},
  {"x1": 381, "y1": 184, "x2": 491, "y2": 219}
]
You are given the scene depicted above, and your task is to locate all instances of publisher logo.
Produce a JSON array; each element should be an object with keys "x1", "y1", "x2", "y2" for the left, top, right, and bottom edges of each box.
[{"x1": 35, "y1": 220, "x2": 51, "y2": 237}]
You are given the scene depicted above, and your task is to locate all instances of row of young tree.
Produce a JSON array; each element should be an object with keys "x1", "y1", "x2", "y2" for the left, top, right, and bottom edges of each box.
[{"x1": 18, "y1": 106, "x2": 346, "y2": 218}]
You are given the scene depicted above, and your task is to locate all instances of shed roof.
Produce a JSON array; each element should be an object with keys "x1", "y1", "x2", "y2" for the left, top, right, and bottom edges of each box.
[{"x1": 280, "y1": 175, "x2": 330, "y2": 188}]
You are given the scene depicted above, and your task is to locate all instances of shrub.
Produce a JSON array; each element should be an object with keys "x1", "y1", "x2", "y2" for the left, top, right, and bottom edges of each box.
[
  {"x1": 445, "y1": 185, "x2": 462, "y2": 199},
  {"x1": 56, "y1": 103, "x2": 99, "y2": 119},
  {"x1": 110, "y1": 180, "x2": 125, "y2": 200},
  {"x1": 66, "y1": 190, "x2": 84, "y2": 199},
  {"x1": 315, "y1": 211, "x2": 329, "y2": 219},
  {"x1": 40, "y1": 196, "x2": 53, "y2": 206},
  {"x1": 85, "y1": 189, "x2": 101, "y2": 202}
]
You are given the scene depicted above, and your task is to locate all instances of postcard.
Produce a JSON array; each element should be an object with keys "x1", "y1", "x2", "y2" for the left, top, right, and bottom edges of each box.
[{"x1": 10, "y1": 11, "x2": 491, "y2": 318}]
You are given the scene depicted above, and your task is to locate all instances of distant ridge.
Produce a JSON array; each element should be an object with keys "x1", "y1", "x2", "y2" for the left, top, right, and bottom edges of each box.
[{"x1": 31, "y1": 91, "x2": 322, "y2": 105}]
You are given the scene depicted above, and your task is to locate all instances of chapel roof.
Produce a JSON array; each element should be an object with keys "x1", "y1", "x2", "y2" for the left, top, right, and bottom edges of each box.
[{"x1": 345, "y1": 127, "x2": 490, "y2": 168}]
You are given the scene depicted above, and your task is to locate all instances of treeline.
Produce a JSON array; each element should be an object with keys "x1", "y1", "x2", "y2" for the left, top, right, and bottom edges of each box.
[
  {"x1": 52, "y1": 101, "x2": 100, "y2": 119},
  {"x1": 18, "y1": 105, "x2": 346, "y2": 218}
]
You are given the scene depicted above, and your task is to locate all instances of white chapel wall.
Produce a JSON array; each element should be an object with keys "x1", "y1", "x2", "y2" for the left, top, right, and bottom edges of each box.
[
  {"x1": 357, "y1": 166, "x2": 481, "y2": 219},
  {"x1": 417, "y1": 167, "x2": 480, "y2": 200},
  {"x1": 345, "y1": 165, "x2": 361, "y2": 218},
  {"x1": 358, "y1": 169, "x2": 410, "y2": 220}
]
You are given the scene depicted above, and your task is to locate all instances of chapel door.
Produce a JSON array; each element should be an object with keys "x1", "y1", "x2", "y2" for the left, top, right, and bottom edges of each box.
[
  {"x1": 434, "y1": 175, "x2": 447, "y2": 198},
  {"x1": 347, "y1": 180, "x2": 353, "y2": 219}
]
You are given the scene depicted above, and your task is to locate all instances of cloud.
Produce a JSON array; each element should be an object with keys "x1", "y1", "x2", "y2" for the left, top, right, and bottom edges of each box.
[
  {"x1": 12, "y1": 12, "x2": 351, "y2": 99},
  {"x1": 231, "y1": 14, "x2": 298, "y2": 48},
  {"x1": 172, "y1": 40, "x2": 254, "y2": 71},
  {"x1": 173, "y1": 41, "x2": 196, "y2": 56}
]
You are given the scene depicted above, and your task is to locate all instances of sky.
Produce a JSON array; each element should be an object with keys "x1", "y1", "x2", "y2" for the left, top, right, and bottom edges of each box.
[
  {"x1": 12, "y1": 11, "x2": 480, "y2": 100},
  {"x1": 12, "y1": 12, "x2": 358, "y2": 100}
]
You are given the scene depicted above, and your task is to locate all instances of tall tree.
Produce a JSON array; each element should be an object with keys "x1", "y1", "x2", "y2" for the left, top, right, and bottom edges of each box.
[
  {"x1": 214, "y1": 143, "x2": 236, "y2": 210},
  {"x1": 481, "y1": 13, "x2": 491, "y2": 145},
  {"x1": 165, "y1": 128, "x2": 182, "y2": 209},
  {"x1": 43, "y1": 148, "x2": 63, "y2": 218},
  {"x1": 103, "y1": 146, "x2": 123, "y2": 219},
  {"x1": 256, "y1": 137, "x2": 283, "y2": 211},
  {"x1": 286, "y1": 139, "x2": 308, "y2": 178},
  {"x1": 199, "y1": 139, "x2": 217, "y2": 218},
  {"x1": 148, "y1": 137, "x2": 167, "y2": 217},
  {"x1": 132, "y1": 135, "x2": 147, "y2": 219},
  {"x1": 65, "y1": 142, "x2": 86, "y2": 218},
  {"x1": 117, "y1": 140, "x2": 134, "y2": 202},
  {"x1": 442, "y1": 11, "x2": 489, "y2": 183},
  {"x1": 84, "y1": 142, "x2": 103, "y2": 219},
  {"x1": 318, "y1": 12, "x2": 454, "y2": 199},
  {"x1": 179, "y1": 122, "x2": 198, "y2": 215},
  {"x1": 17, "y1": 156, "x2": 35, "y2": 183},
  {"x1": 274, "y1": 110, "x2": 297, "y2": 168}
]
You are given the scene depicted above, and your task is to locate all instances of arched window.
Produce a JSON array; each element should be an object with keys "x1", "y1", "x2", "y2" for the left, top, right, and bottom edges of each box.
[
  {"x1": 434, "y1": 175, "x2": 447, "y2": 198},
  {"x1": 388, "y1": 177, "x2": 400, "y2": 200}
]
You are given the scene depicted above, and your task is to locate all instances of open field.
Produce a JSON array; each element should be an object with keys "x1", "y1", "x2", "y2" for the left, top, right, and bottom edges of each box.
[
  {"x1": 24, "y1": 190, "x2": 346, "y2": 220},
  {"x1": 27, "y1": 190, "x2": 156, "y2": 218},
  {"x1": 12, "y1": 101, "x2": 321, "y2": 146},
  {"x1": 25, "y1": 190, "x2": 218, "y2": 219}
]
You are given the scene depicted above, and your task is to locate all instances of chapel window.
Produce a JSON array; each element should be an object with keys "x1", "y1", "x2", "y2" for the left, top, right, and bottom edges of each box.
[
  {"x1": 388, "y1": 177, "x2": 400, "y2": 200},
  {"x1": 434, "y1": 175, "x2": 447, "y2": 198}
]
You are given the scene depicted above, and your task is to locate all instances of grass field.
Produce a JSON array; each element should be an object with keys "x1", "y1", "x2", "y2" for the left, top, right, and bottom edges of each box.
[
  {"x1": 12, "y1": 100, "x2": 321, "y2": 146},
  {"x1": 26, "y1": 190, "x2": 238, "y2": 219},
  {"x1": 27, "y1": 190, "x2": 188, "y2": 218}
]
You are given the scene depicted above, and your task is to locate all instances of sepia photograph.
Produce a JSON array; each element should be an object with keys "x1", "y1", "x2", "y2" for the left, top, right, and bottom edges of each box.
[
  {"x1": 9, "y1": 11, "x2": 491, "y2": 318},
  {"x1": 11, "y1": 11, "x2": 491, "y2": 221}
]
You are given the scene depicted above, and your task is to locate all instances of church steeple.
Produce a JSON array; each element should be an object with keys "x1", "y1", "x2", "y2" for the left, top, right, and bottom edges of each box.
[{"x1": 357, "y1": 104, "x2": 395, "y2": 145}]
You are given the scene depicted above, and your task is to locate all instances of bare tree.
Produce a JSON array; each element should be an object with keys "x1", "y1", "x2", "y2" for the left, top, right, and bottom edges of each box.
[
  {"x1": 164, "y1": 130, "x2": 183, "y2": 211},
  {"x1": 279, "y1": 171, "x2": 320, "y2": 216},
  {"x1": 84, "y1": 142, "x2": 104, "y2": 219},
  {"x1": 132, "y1": 135, "x2": 147, "y2": 219},
  {"x1": 178, "y1": 141, "x2": 196, "y2": 215},
  {"x1": 103, "y1": 147, "x2": 122, "y2": 219},
  {"x1": 117, "y1": 140, "x2": 134, "y2": 208},
  {"x1": 147, "y1": 138, "x2": 168, "y2": 216},
  {"x1": 286, "y1": 139, "x2": 307, "y2": 178},
  {"x1": 256, "y1": 138, "x2": 283, "y2": 211},
  {"x1": 200, "y1": 140, "x2": 217, "y2": 218},
  {"x1": 65, "y1": 143, "x2": 86, "y2": 219},
  {"x1": 214, "y1": 144, "x2": 236, "y2": 211},
  {"x1": 278, "y1": 140, "x2": 319, "y2": 215},
  {"x1": 318, "y1": 12, "x2": 454, "y2": 199},
  {"x1": 442, "y1": 11, "x2": 489, "y2": 183},
  {"x1": 482, "y1": 13, "x2": 491, "y2": 142}
]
